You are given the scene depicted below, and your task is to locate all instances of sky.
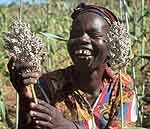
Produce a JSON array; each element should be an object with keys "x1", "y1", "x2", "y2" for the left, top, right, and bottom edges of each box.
[{"x1": 0, "y1": 0, "x2": 47, "y2": 5}]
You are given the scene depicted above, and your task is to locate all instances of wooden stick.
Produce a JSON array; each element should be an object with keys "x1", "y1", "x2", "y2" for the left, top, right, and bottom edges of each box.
[
  {"x1": 120, "y1": 70, "x2": 124, "y2": 129},
  {"x1": 30, "y1": 84, "x2": 38, "y2": 104},
  {"x1": 15, "y1": 93, "x2": 19, "y2": 129}
]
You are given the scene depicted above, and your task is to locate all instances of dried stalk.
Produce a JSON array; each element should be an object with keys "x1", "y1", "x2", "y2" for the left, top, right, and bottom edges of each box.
[
  {"x1": 30, "y1": 84, "x2": 38, "y2": 104},
  {"x1": 107, "y1": 20, "x2": 131, "y2": 129},
  {"x1": 3, "y1": 20, "x2": 44, "y2": 104},
  {"x1": 106, "y1": 21, "x2": 131, "y2": 70},
  {"x1": 119, "y1": 70, "x2": 124, "y2": 129}
]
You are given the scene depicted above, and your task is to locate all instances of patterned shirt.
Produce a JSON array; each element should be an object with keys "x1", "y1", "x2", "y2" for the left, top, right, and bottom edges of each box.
[{"x1": 37, "y1": 66, "x2": 138, "y2": 129}]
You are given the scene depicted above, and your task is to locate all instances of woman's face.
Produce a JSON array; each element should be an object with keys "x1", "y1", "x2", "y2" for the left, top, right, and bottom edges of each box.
[{"x1": 68, "y1": 11, "x2": 110, "y2": 70}]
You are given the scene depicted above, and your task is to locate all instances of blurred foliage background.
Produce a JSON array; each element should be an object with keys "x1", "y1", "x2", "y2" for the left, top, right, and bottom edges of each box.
[{"x1": 0, "y1": 0, "x2": 149, "y2": 129}]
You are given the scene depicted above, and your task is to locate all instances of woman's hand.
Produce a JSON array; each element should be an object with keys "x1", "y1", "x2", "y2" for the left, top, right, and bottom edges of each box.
[
  {"x1": 7, "y1": 55, "x2": 41, "y2": 97},
  {"x1": 30, "y1": 100, "x2": 77, "y2": 129}
]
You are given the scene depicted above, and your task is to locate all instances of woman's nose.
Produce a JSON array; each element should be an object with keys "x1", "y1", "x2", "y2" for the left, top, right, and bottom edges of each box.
[{"x1": 79, "y1": 33, "x2": 91, "y2": 43}]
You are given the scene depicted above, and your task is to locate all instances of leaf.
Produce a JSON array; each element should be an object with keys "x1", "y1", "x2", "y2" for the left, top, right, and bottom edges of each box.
[
  {"x1": 137, "y1": 11, "x2": 150, "y2": 23},
  {"x1": 64, "y1": 0, "x2": 73, "y2": 9},
  {"x1": 40, "y1": 32, "x2": 67, "y2": 41},
  {"x1": 139, "y1": 54, "x2": 150, "y2": 59},
  {"x1": 124, "y1": 1, "x2": 132, "y2": 16},
  {"x1": 64, "y1": 0, "x2": 77, "y2": 9},
  {"x1": 129, "y1": 34, "x2": 138, "y2": 41},
  {"x1": 0, "y1": 101, "x2": 6, "y2": 122}
]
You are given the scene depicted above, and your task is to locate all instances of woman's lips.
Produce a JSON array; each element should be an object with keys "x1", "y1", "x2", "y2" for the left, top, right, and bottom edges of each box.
[{"x1": 71, "y1": 44, "x2": 94, "y2": 61}]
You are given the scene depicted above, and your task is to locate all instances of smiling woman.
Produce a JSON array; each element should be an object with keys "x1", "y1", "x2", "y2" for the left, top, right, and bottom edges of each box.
[
  {"x1": 7, "y1": 2, "x2": 138, "y2": 129},
  {"x1": 68, "y1": 12, "x2": 109, "y2": 71}
]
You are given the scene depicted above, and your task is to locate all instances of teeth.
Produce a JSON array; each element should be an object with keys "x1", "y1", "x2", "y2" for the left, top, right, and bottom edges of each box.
[
  {"x1": 86, "y1": 50, "x2": 91, "y2": 55},
  {"x1": 75, "y1": 49, "x2": 91, "y2": 56},
  {"x1": 86, "y1": 56, "x2": 92, "y2": 60},
  {"x1": 78, "y1": 56, "x2": 93, "y2": 60}
]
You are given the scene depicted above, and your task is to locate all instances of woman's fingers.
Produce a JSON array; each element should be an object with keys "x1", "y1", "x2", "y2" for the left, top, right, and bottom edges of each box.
[
  {"x1": 22, "y1": 72, "x2": 41, "y2": 79},
  {"x1": 30, "y1": 101, "x2": 58, "y2": 122},
  {"x1": 30, "y1": 110, "x2": 52, "y2": 122},
  {"x1": 33, "y1": 125, "x2": 41, "y2": 129},
  {"x1": 30, "y1": 102, "x2": 51, "y2": 115},
  {"x1": 23, "y1": 78, "x2": 38, "y2": 85},
  {"x1": 38, "y1": 100, "x2": 55, "y2": 111},
  {"x1": 15, "y1": 62, "x2": 33, "y2": 71},
  {"x1": 21, "y1": 72, "x2": 40, "y2": 85},
  {"x1": 30, "y1": 110, "x2": 53, "y2": 128},
  {"x1": 30, "y1": 101, "x2": 68, "y2": 129},
  {"x1": 15, "y1": 63, "x2": 41, "y2": 86},
  {"x1": 35, "y1": 120, "x2": 52, "y2": 128}
]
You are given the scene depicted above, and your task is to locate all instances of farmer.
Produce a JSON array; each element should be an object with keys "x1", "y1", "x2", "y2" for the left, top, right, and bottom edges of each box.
[{"x1": 7, "y1": 3, "x2": 138, "y2": 129}]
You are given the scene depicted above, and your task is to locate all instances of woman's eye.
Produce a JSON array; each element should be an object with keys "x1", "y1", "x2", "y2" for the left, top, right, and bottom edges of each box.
[{"x1": 90, "y1": 34, "x2": 102, "y2": 39}]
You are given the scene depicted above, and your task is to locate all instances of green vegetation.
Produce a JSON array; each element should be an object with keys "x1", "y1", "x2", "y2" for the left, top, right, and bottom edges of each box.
[{"x1": 0, "y1": 0, "x2": 149, "y2": 129}]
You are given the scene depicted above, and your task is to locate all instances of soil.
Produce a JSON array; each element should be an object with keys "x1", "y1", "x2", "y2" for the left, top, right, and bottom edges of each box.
[{"x1": 3, "y1": 84, "x2": 16, "y2": 127}]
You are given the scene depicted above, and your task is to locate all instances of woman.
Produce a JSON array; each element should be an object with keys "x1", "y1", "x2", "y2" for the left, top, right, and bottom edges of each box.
[{"x1": 7, "y1": 3, "x2": 137, "y2": 129}]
